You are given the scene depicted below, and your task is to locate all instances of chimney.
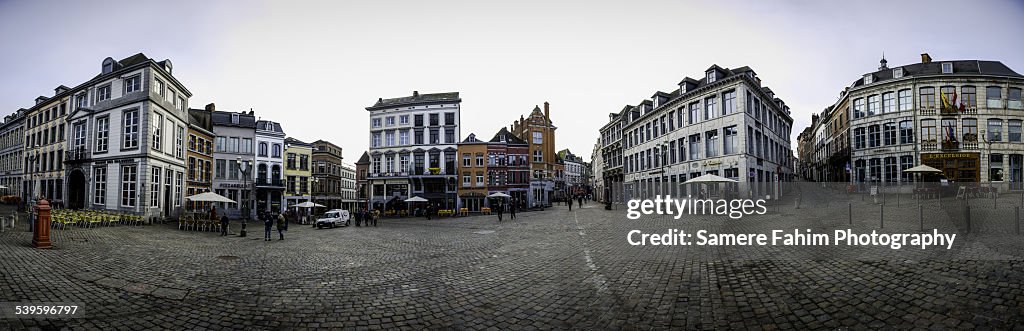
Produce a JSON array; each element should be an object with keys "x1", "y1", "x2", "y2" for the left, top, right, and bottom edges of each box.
[
  {"x1": 413, "y1": 91, "x2": 419, "y2": 98},
  {"x1": 543, "y1": 101, "x2": 550, "y2": 120},
  {"x1": 377, "y1": 97, "x2": 383, "y2": 104},
  {"x1": 921, "y1": 53, "x2": 932, "y2": 63},
  {"x1": 205, "y1": 103, "x2": 216, "y2": 112}
]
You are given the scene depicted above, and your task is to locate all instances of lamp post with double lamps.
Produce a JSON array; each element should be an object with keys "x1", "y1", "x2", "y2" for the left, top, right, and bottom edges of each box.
[
  {"x1": 310, "y1": 176, "x2": 319, "y2": 227},
  {"x1": 237, "y1": 156, "x2": 253, "y2": 237}
]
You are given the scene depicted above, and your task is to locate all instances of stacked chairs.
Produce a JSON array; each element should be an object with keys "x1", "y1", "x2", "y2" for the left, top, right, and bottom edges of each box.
[
  {"x1": 49, "y1": 210, "x2": 147, "y2": 229},
  {"x1": 178, "y1": 212, "x2": 221, "y2": 232}
]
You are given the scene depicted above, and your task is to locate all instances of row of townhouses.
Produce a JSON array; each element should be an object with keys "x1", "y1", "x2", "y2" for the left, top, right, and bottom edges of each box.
[
  {"x1": 798, "y1": 53, "x2": 1024, "y2": 191},
  {"x1": 1, "y1": 54, "x2": 356, "y2": 219},
  {"x1": 361, "y1": 93, "x2": 588, "y2": 212},
  {"x1": 595, "y1": 64, "x2": 796, "y2": 203}
]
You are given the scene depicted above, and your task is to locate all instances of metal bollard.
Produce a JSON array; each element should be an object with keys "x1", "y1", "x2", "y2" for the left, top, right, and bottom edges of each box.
[{"x1": 880, "y1": 203, "x2": 884, "y2": 229}]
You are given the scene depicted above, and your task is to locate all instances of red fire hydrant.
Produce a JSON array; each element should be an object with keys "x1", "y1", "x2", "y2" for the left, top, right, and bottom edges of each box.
[{"x1": 32, "y1": 198, "x2": 52, "y2": 249}]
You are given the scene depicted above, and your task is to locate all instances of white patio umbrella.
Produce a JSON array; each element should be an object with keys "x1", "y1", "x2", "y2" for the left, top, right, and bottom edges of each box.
[
  {"x1": 683, "y1": 174, "x2": 738, "y2": 184},
  {"x1": 404, "y1": 196, "x2": 428, "y2": 202},
  {"x1": 487, "y1": 192, "x2": 511, "y2": 198},
  {"x1": 185, "y1": 192, "x2": 236, "y2": 203},
  {"x1": 293, "y1": 201, "x2": 326, "y2": 208},
  {"x1": 903, "y1": 164, "x2": 942, "y2": 173}
]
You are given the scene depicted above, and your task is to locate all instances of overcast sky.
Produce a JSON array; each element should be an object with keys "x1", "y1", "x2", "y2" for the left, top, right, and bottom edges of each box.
[{"x1": 2, "y1": 0, "x2": 1022, "y2": 162}]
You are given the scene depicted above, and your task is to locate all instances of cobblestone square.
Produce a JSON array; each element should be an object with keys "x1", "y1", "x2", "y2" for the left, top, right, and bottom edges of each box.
[{"x1": 1, "y1": 184, "x2": 1024, "y2": 330}]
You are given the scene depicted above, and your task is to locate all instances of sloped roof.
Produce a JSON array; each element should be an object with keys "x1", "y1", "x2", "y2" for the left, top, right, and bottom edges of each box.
[
  {"x1": 211, "y1": 110, "x2": 257, "y2": 128},
  {"x1": 853, "y1": 60, "x2": 1022, "y2": 88},
  {"x1": 355, "y1": 151, "x2": 370, "y2": 164},
  {"x1": 489, "y1": 127, "x2": 528, "y2": 145},
  {"x1": 367, "y1": 92, "x2": 460, "y2": 110}
]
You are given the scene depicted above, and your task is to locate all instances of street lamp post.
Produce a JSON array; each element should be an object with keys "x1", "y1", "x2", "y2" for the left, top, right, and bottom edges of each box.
[
  {"x1": 27, "y1": 150, "x2": 39, "y2": 232},
  {"x1": 310, "y1": 176, "x2": 319, "y2": 227},
  {"x1": 237, "y1": 156, "x2": 252, "y2": 237}
]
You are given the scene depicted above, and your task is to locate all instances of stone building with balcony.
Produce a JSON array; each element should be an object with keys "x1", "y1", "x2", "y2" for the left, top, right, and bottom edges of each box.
[
  {"x1": 847, "y1": 54, "x2": 1024, "y2": 190},
  {"x1": 365, "y1": 91, "x2": 461, "y2": 211},
  {"x1": 354, "y1": 151, "x2": 369, "y2": 211},
  {"x1": 489, "y1": 127, "x2": 530, "y2": 209},
  {"x1": 63, "y1": 54, "x2": 191, "y2": 219},
  {"x1": 254, "y1": 120, "x2": 286, "y2": 213},
  {"x1": 211, "y1": 110, "x2": 256, "y2": 219},
  {"x1": 598, "y1": 106, "x2": 627, "y2": 205}
]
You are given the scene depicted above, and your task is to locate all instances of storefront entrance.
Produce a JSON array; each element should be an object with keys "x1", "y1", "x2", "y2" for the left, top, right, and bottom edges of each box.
[{"x1": 921, "y1": 153, "x2": 980, "y2": 183}]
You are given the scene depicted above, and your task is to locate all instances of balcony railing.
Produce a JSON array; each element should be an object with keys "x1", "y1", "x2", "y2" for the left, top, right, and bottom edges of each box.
[
  {"x1": 256, "y1": 178, "x2": 285, "y2": 187},
  {"x1": 939, "y1": 106, "x2": 977, "y2": 115},
  {"x1": 941, "y1": 140, "x2": 959, "y2": 150},
  {"x1": 65, "y1": 147, "x2": 91, "y2": 163},
  {"x1": 921, "y1": 141, "x2": 937, "y2": 151}
]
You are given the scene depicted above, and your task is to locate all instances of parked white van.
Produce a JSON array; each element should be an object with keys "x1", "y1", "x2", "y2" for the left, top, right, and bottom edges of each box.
[{"x1": 316, "y1": 209, "x2": 350, "y2": 228}]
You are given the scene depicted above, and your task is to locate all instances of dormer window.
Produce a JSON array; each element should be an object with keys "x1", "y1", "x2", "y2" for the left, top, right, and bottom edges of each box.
[
  {"x1": 892, "y1": 68, "x2": 904, "y2": 79},
  {"x1": 941, "y1": 62, "x2": 953, "y2": 74},
  {"x1": 863, "y1": 74, "x2": 873, "y2": 84},
  {"x1": 231, "y1": 113, "x2": 239, "y2": 124},
  {"x1": 707, "y1": 71, "x2": 716, "y2": 84},
  {"x1": 101, "y1": 58, "x2": 115, "y2": 74}
]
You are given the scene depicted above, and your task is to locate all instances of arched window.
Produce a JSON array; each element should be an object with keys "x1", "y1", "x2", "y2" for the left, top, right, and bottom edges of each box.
[
  {"x1": 257, "y1": 163, "x2": 268, "y2": 182},
  {"x1": 272, "y1": 144, "x2": 281, "y2": 158},
  {"x1": 102, "y1": 57, "x2": 115, "y2": 74},
  {"x1": 258, "y1": 142, "x2": 268, "y2": 157},
  {"x1": 271, "y1": 165, "x2": 281, "y2": 182}
]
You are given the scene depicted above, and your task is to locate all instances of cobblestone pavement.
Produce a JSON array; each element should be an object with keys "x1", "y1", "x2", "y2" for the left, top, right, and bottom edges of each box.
[{"x1": 1, "y1": 185, "x2": 1023, "y2": 330}]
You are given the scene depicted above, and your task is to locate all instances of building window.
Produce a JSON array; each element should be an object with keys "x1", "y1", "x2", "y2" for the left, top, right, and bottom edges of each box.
[
  {"x1": 445, "y1": 128, "x2": 455, "y2": 143},
  {"x1": 533, "y1": 149, "x2": 542, "y2": 163},
  {"x1": 463, "y1": 172, "x2": 470, "y2": 186},
  {"x1": 476, "y1": 172, "x2": 484, "y2": 185},
  {"x1": 399, "y1": 115, "x2": 409, "y2": 125},
  {"x1": 900, "y1": 155, "x2": 914, "y2": 182},
  {"x1": 272, "y1": 144, "x2": 281, "y2": 158},
  {"x1": 150, "y1": 166, "x2": 161, "y2": 207},
  {"x1": 921, "y1": 119, "x2": 937, "y2": 145},
  {"x1": 151, "y1": 113, "x2": 163, "y2": 151},
  {"x1": 399, "y1": 130, "x2": 409, "y2": 145},
  {"x1": 986, "y1": 86, "x2": 1002, "y2": 108},
  {"x1": 893, "y1": 68, "x2": 904, "y2": 79},
  {"x1": 884, "y1": 157, "x2": 898, "y2": 183},
  {"x1": 371, "y1": 156, "x2": 381, "y2": 174},
  {"x1": 462, "y1": 153, "x2": 471, "y2": 167},
  {"x1": 988, "y1": 119, "x2": 1003, "y2": 142},
  {"x1": 867, "y1": 125, "x2": 880, "y2": 148},
  {"x1": 704, "y1": 97, "x2": 716, "y2": 120},
  {"x1": 990, "y1": 154, "x2": 1004, "y2": 181},
  {"x1": 385, "y1": 131, "x2": 395, "y2": 146},
  {"x1": 76, "y1": 93, "x2": 88, "y2": 109},
  {"x1": 688, "y1": 134, "x2": 700, "y2": 160},
  {"x1": 881, "y1": 92, "x2": 894, "y2": 114},
  {"x1": 428, "y1": 129, "x2": 439, "y2": 144},
  {"x1": 853, "y1": 98, "x2": 865, "y2": 118},
  {"x1": 723, "y1": 126, "x2": 737, "y2": 154},
  {"x1": 371, "y1": 133, "x2": 381, "y2": 148},
  {"x1": 897, "y1": 89, "x2": 912, "y2": 111},
  {"x1": 445, "y1": 112, "x2": 455, "y2": 125},
  {"x1": 175, "y1": 126, "x2": 184, "y2": 158},
  {"x1": 124, "y1": 75, "x2": 141, "y2": 93},
  {"x1": 722, "y1": 90, "x2": 736, "y2": 115},
  {"x1": 258, "y1": 142, "x2": 268, "y2": 156},
  {"x1": 175, "y1": 171, "x2": 183, "y2": 206},
  {"x1": 704, "y1": 130, "x2": 719, "y2": 157},
  {"x1": 677, "y1": 137, "x2": 686, "y2": 162},
  {"x1": 385, "y1": 155, "x2": 394, "y2": 173},
  {"x1": 962, "y1": 119, "x2": 978, "y2": 143},
  {"x1": 93, "y1": 167, "x2": 107, "y2": 205},
  {"x1": 399, "y1": 155, "x2": 409, "y2": 172},
  {"x1": 532, "y1": 131, "x2": 542, "y2": 144},
  {"x1": 854, "y1": 127, "x2": 865, "y2": 149},
  {"x1": 961, "y1": 86, "x2": 976, "y2": 108},
  {"x1": 883, "y1": 122, "x2": 896, "y2": 146},
  {"x1": 72, "y1": 122, "x2": 87, "y2": 149},
  {"x1": 414, "y1": 114, "x2": 423, "y2": 126},
  {"x1": 1009, "y1": 120, "x2": 1022, "y2": 142},
  {"x1": 121, "y1": 165, "x2": 137, "y2": 207},
  {"x1": 706, "y1": 71, "x2": 715, "y2": 83},
  {"x1": 475, "y1": 153, "x2": 484, "y2": 167},
  {"x1": 941, "y1": 62, "x2": 953, "y2": 74},
  {"x1": 385, "y1": 116, "x2": 395, "y2": 126},
  {"x1": 688, "y1": 102, "x2": 699, "y2": 124},
  {"x1": 97, "y1": 84, "x2": 111, "y2": 102},
  {"x1": 866, "y1": 95, "x2": 879, "y2": 116},
  {"x1": 869, "y1": 158, "x2": 882, "y2": 182},
  {"x1": 1009, "y1": 88, "x2": 1022, "y2": 109},
  {"x1": 429, "y1": 113, "x2": 439, "y2": 126},
  {"x1": 372, "y1": 118, "x2": 381, "y2": 128},
  {"x1": 920, "y1": 87, "x2": 936, "y2": 109},
  {"x1": 122, "y1": 109, "x2": 139, "y2": 149}
]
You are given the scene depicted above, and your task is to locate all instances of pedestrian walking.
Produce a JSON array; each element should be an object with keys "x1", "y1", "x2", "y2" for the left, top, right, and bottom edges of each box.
[
  {"x1": 425, "y1": 205, "x2": 432, "y2": 220},
  {"x1": 277, "y1": 212, "x2": 286, "y2": 240},
  {"x1": 263, "y1": 212, "x2": 273, "y2": 241},
  {"x1": 371, "y1": 209, "x2": 380, "y2": 226},
  {"x1": 577, "y1": 196, "x2": 583, "y2": 207},
  {"x1": 355, "y1": 209, "x2": 363, "y2": 227},
  {"x1": 220, "y1": 215, "x2": 229, "y2": 236},
  {"x1": 495, "y1": 202, "x2": 504, "y2": 222},
  {"x1": 209, "y1": 205, "x2": 218, "y2": 223},
  {"x1": 568, "y1": 198, "x2": 573, "y2": 211},
  {"x1": 509, "y1": 199, "x2": 517, "y2": 220}
]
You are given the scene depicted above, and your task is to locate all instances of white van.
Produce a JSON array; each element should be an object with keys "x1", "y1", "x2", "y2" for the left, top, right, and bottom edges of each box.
[{"x1": 316, "y1": 209, "x2": 350, "y2": 228}]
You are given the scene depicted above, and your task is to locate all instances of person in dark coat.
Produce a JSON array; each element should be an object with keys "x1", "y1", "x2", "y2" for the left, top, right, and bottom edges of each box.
[
  {"x1": 263, "y1": 212, "x2": 273, "y2": 241},
  {"x1": 509, "y1": 199, "x2": 517, "y2": 220},
  {"x1": 220, "y1": 215, "x2": 229, "y2": 236},
  {"x1": 495, "y1": 202, "x2": 504, "y2": 222},
  {"x1": 567, "y1": 197, "x2": 573, "y2": 211},
  {"x1": 425, "y1": 205, "x2": 432, "y2": 220},
  {"x1": 354, "y1": 208, "x2": 363, "y2": 227}
]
